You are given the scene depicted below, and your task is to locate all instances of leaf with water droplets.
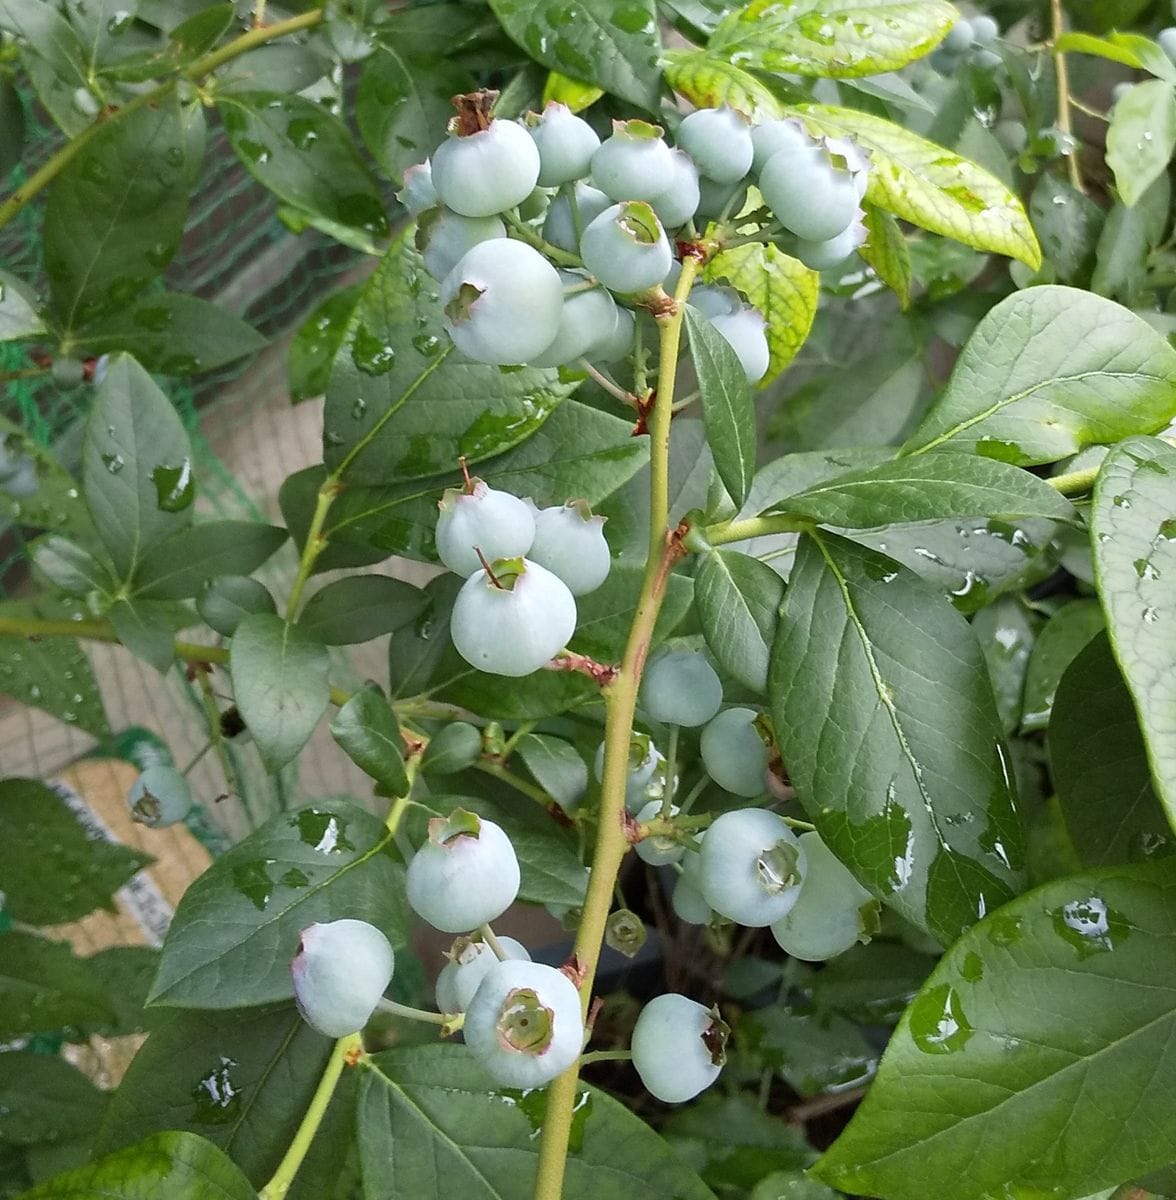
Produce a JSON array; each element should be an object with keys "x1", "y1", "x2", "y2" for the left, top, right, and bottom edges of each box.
[
  {"x1": 1021, "y1": 598, "x2": 1104, "y2": 731},
  {"x1": 131, "y1": 520, "x2": 287, "y2": 601},
  {"x1": 148, "y1": 801, "x2": 405, "y2": 1009},
  {"x1": 815, "y1": 860, "x2": 1176, "y2": 1200},
  {"x1": 1092, "y1": 436, "x2": 1176, "y2": 833},
  {"x1": 1107, "y1": 78, "x2": 1176, "y2": 208},
  {"x1": 0, "y1": 268, "x2": 45, "y2": 340},
  {"x1": 769, "y1": 531, "x2": 1025, "y2": 944},
  {"x1": 288, "y1": 282, "x2": 363, "y2": 405}
]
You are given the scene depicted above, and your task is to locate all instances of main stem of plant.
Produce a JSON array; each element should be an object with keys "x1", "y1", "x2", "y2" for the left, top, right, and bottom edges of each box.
[{"x1": 531, "y1": 255, "x2": 701, "y2": 1200}]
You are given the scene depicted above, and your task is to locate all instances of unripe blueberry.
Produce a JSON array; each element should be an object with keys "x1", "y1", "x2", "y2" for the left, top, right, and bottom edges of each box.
[
  {"x1": 435, "y1": 934, "x2": 531, "y2": 1013},
  {"x1": 1, "y1": 457, "x2": 38, "y2": 498},
  {"x1": 464, "y1": 959, "x2": 584, "y2": 1088},
  {"x1": 672, "y1": 852, "x2": 712, "y2": 925},
  {"x1": 450, "y1": 557, "x2": 577, "y2": 677},
  {"x1": 970, "y1": 46, "x2": 1002, "y2": 69},
  {"x1": 591, "y1": 119, "x2": 675, "y2": 202},
  {"x1": 634, "y1": 800, "x2": 687, "y2": 866},
  {"x1": 694, "y1": 175, "x2": 747, "y2": 223},
  {"x1": 970, "y1": 13, "x2": 999, "y2": 45},
  {"x1": 421, "y1": 720, "x2": 483, "y2": 775},
  {"x1": 417, "y1": 206, "x2": 506, "y2": 282},
  {"x1": 431, "y1": 117, "x2": 541, "y2": 218},
  {"x1": 1161, "y1": 28, "x2": 1176, "y2": 64},
  {"x1": 791, "y1": 214, "x2": 867, "y2": 271},
  {"x1": 542, "y1": 183, "x2": 611, "y2": 254},
  {"x1": 531, "y1": 274, "x2": 621, "y2": 369},
  {"x1": 699, "y1": 807, "x2": 807, "y2": 927},
  {"x1": 435, "y1": 478, "x2": 536, "y2": 578},
  {"x1": 580, "y1": 201, "x2": 672, "y2": 294},
  {"x1": 526, "y1": 499, "x2": 611, "y2": 595},
  {"x1": 688, "y1": 284, "x2": 741, "y2": 319},
  {"x1": 127, "y1": 764, "x2": 192, "y2": 828},
  {"x1": 406, "y1": 808, "x2": 521, "y2": 932},
  {"x1": 527, "y1": 102, "x2": 601, "y2": 187},
  {"x1": 994, "y1": 119, "x2": 1028, "y2": 153},
  {"x1": 750, "y1": 117, "x2": 811, "y2": 175},
  {"x1": 197, "y1": 574, "x2": 277, "y2": 637},
  {"x1": 396, "y1": 160, "x2": 437, "y2": 215},
  {"x1": 641, "y1": 648, "x2": 722, "y2": 727},
  {"x1": 929, "y1": 48, "x2": 962, "y2": 75},
  {"x1": 517, "y1": 187, "x2": 549, "y2": 222},
  {"x1": 631, "y1": 994, "x2": 727, "y2": 1103},
  {"x1": 291, "y1": 919, "x2": 394, "y2": 1037},
  {"x1": 441, "y1": 239, "x2": 564, "y2": 366},
  {"x1": 770, "y1": 832, "x2": 878, "y2": 962},
  {"x1": 590, "y1": 304, "x2": 636, "y2": 364},
  {"x1": 824, "y1": 135, "x2": 871, "y2": 201},
  {"x1": 942, "y1": 18, "x2": 973, "y2": 53},
  {"x1": 700, "y1": 707, "x2": 769, "y2": 797},
  {"x1": 676, "y1": 105, "x2": 754, "y2": 184},
  {"x1": 648, "y1": 149, "x2": 701, "y2": 230},
  {"x1": 594, "y1": 733, "x2": 659, "y2": 807},
  {"x1": 51, "y1": 357, "x2": 85, "y2": 390},
  {"x1": 709, "y1": 308, "x2": 770, "y2": 384},
  {"x1": 760, "y1": 144, "x2": 859, "y2": 242}
]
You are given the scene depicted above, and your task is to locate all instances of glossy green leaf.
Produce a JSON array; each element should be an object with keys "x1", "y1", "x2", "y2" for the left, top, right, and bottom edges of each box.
[
  {"x1": 357, "y1": 1043, "x2": 715, "y2": 1199},
  {"x1": 684, "y1": 305, "x2": 756, "y2": 508},
  {"x1": 132, "y1": 520, "x2": 286, "y2": 600},
  {"x1": 93, "y1": 1004, "x2": 332, "y2": 1187},
  {"x1": 323, "y1": 231, "x2": 579, "y2": 485},
  {"x1": 1028, "y1": 174, "x2": 1103, "y2": 283},
  {"x1": 288, "y1": 283, "x2": 364, "y2": 404},
  {"x1": 785, "y1": 103, "x2": 1041, "y2": 268},
  {"x1": 744, "y1": 1005, "x2": 877, "y2": 1097},
  {"x1": 1051, "y1": 632, "x2": 1174, "y2": 868},
  {"x1": 43, "y1": 92, "x2": 203, "y2": 332},
  {"x1": 662, "y1": 48, "x2": 783, "y2": 119},
  {"x1": 695, "y1": 548, "x2": 784, "y2": 693},
  {"x1": 0, "y1": 778, "x2": 151, "y2": 925},
  {"x1": 570, "y1": 562, "x2": 694, "y2": 662},
  {"x1": 329, "y1": 685, "x2": 411, "y2": 795},
  {"x1": 147, "y1": 801, "x2": 404, "y2": 1009},
  {"x1": 229, "y1": 613, "x2": 331, "y2": 773},
  {"x1": 815, "y1": 860, "x2": 1176, "y2": 1200},
  {"x1": 1057, "y1": 30, "x2": 1176, "y2": 79},
  {"x1": 1021, "y1": 599, "x2": 1104, "y2": 731},
  {"x1": 0, "y1": 270, "x2": 45, "y2": 340},
  {"x1": 71, "y1": 292, "x2": 266, "y2": 375},
  {"x1": 770, "y1": 532, "x2": 1025, "y2": 944},
  {"x1": 740, "y1": 447, "x2": 896, "y2": 518},
  {"x1": 0, "y1": 417, "x2": 94, "y2": 542},
  {"x1": 859, "y1": 205, "x2": 911, "y2": 309},
  {"x1": 108, "y1": 597, "x2": 179, "y2": 673},
  {"x1": 1092, "y1": 173, "x2": 1170, "y2": 303},
  {"x1": 1106, "y1": 79, "x2": 1176, "y2": 207},
  {"x1": 485, "y1": 0, "x2": 662, "y2": 110},
  {"x1": 217, "y1": 91, "x2": 388, "y2": 239},
  {"x1": 31, "y1": 534, "x2": 116, "y2": 597},
  {"x1": 770, "y1": 452, "x2": 1077, "y2": 527},
  {"x1": 971, "y1": 596, "x2": 1036, "y2": 735},
  {"x1": 299, "y1": 575, "x2": 426, "y2": 645},
  {"x1": 357, "y1": 46, "x2": 475, "y2": 183},
  {"x1": 1092, "y1": 436, "x2": 1176, "y2": 831},
  {"x1": 0, "y1": 1, "x2": 88, "y2": 99},
  {"x1": 0, "y1": 1052, "x2": 105, "y2": 1146},
  {"x1": 97, "y1": 4, "x2": 236, "y2": 82},
  {"x1": 710, "y1": 0, "x2": 955, "y2": 77},
  {"x1": 82, "y1": 354, "x2": 195, "y2": 581},
  {"x1": 809, "y1": 940, "x2": 938, "y2": 1025},
  {"x1": 515, "y1": 734, "x2": 588, "y2": 810},
  {"x1": 0, "y1": 931, "x2": 115, "y2": 1039},
  {"x1": 705, "y1": 242, "x2": 817, "y2": 385},
  {"x1": 904, "y1": 287, "x2": 1176, "y2": 464},
  {"x1": 15, "y1": 1131, "x2": 255, "y2": 1200}
]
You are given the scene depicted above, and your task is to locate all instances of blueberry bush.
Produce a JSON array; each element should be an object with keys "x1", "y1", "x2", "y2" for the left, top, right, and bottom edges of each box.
[{"x1": 3, "y1": 1, "x2": 1176, "y2": 1198}]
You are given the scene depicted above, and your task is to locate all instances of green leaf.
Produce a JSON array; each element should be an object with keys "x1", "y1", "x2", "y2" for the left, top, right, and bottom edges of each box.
[
  {"x1": 108, "y1": 597, "x2": 180, "y2": 673},
  {"x1": 515, "y1": 734, "x2": 588, "y2": 810},
  {"x1": 31, "y1": 534, "x2": 116, "y2": 597},
  {"x1": 0, "y1": 417, "x2": 93, "y2": 542},
  {"x1": 859, "y1": 204, "x2": 911, "y2": 309},
  {"x1": 0, "y1": 270, "x2": 45, "y2": 340},
  {"x1": 662, "y1": 48, "x2": 784, "y2": 119},
  {"x1": 298, "y1": 575, "x2": 426, "y2": 646},
  {"x1": 814, "y1": 860, "x2": 1176, "y2": 1200},
  {"x1": 356, "y1": 1043, "x2": 715, "y2": 1199},
  {"x1": 972, "y1": 596, "x2": 1036, "y2": 735},
  {"x1": 808, "y1": 940, "x2": 938, "y2": 1025},
  {"x1": 96, "y1": 4, "x2": 236, "y2": 83},
  {"x1": 14, "y1": 1131, "x2": 255, "y2": 1200},
  {"x1": 770, "y1": 452, "x2": 1078, "y2": 527},
  {"x1": 740, "y1": 446, "x2": 896, "y2": 518},
  {"x1": 0, "y1": 778, "x2": 152, "y2": 924},
  {"x1": 323, "y1": 232, "x2": 579, "y2": 485},
  {"x1": 288, "y1": 282, "x2": 363, "y2": 404},
  {"x1": 705, "y1": 242, "x2": 817, "y2": 385},
  {"x1": 0, "y1": 931, "x2": 115, "y2": 1039},
  {"x1": 43, "y1": 92, "x2": 203, "y2": 331},
  {"x1": 1107, "y1": 79, "x2": 1176, "y2": 207},
  {"x1": 684, "y1": 305, "x2": 756, "y2": 508},
  {"x1": 904, "y1": 287, "x2": 1176, "y2": 464},
  {"x1": 571, "y1": 562, "x2": 694, "y2": 662},
  {"x1": 1051, "y1": 632, "x2": 1174, "y2": 868},
  {"x1": 695, "y1": 548, "x2": 784, "y2": 693},
  {"x1": 710, "y1": 0, "x2": 955, "y2": 77},
  {"x1": 0, "y1": 601, "x2": 110, "y2": 736},
  {"x1": 0, "y1": 1052, "x2": 105, "y2": 1146},
  {"x1": 131, "y1": 520, "x2": 287, "y2": 601},
  {"x1": 1021, "y1": 598, "x2": 1104, "y2": 731},
  {"x1": 0, "y1": 1, "x2": 88, "y2": 97},
  {"x1": 148, "y1": 801, "x2": 404, "y2": 1009},
  {"x1": 1091, "y1": 436, "x2": 1176, "y2": 831},
  {"x1": 1057, "y1": 30, "x2": 1176, "y2": 80},
  {"x1": 229, "y1": 613, "x2": 331, "y2": 773},
  {"x1": 329, "y1": 685, "x2": 411, "y2": 795},
  {"x1": 357, "y1": 46, "x2": 475, "y2": 183},
  {"x1": 770, "y1": 532, "x2": 1025, "y2": 944},
  {"x1": 217, "y1": 91, "x2": 388, "y2": 239},
  {"x1": 743, "y1": 1005, "x2": 877, "y2": 1097},
  {"x1": 484, "y1": 0, "x2": 662, "y2": 111},
  {"x1": 784, "y1": 103, "x2": 1041, "y2": 268},
  {"x1": 1028, "y1": 174, "x2": 1103, "y2": 284},
  {"x1": 1092, "y1": 173, "x2": 1171, "y2": 303},
  {"x1": 71, "y1": 292, "x2": 267, "y2": 375},
  {"x1": 83, "y1": 354, "x2": 195, "y2": 581},
  {"x1": 92, "y1": 1004, "x2": 333, "y2": 1187}
]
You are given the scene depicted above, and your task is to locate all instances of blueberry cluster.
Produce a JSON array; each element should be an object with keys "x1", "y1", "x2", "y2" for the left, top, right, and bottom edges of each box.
[
  {"x1": 930, "y1": 13, "x2": 1001, "y2": 73},
  {"x1": 435, "y1": 475, "x2": 611, "y2": 677}
]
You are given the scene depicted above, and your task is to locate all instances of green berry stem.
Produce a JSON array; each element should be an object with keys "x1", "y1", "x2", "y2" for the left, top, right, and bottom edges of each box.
[
  {"x1": 1050, "y1": 0, "x2": 1085, "y2": 195},
  {"x1": 579, "y1": 1049, "x2": 633, "y2": 1064},
  {"x1": 285, "y1": 479, "x2": 340, "y2": 620},
  {"x1": 480, "y1": 924, "x2": 510, "y2": 961},
  {"x1": 375, "y1": 997, "x2": 464, "y2": 1027},
  {"x1": 256, "y1": 1031, "x2": 363, "y2": 1200},
  {"x1": 179, "y1": 740, "x2": 214, "y2": 777},
  {"x1": 579, "y1": 360, "x2": 639, "y2": 407},
  {"x1": 502, "y1": 208, "x2": 584, "y2": 268},
  {"x1": 659, "y1": 725, "x2": 680, "y2": 819},
  {"x1": 677, "y1": 773, "x2": 711, "y2": 814},
  {"x1": 475, "y1": 760, "x2": 551, "y2": 806}
]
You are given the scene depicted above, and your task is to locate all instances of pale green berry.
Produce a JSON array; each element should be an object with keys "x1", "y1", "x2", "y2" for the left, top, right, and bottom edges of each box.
[
  {"x1": 435, "y1": 478, "x2": 535, "y2": 578},
  {"x1": 543, "y1": 182, "x2": 611, "y2": 254},
  {"x1": 435, "y1": 934, "x2": 531, "y2": 1013},
  {"x1": 700, "y1": 707, "x2": 769, "y2": 797},
  {"x1": 594, "y1": 733, "x2": 659, "y2": 809},
  {"x1": 526, "y1": 499, "x2": 611, "y2": 595},
  {"x1": 580, "y1": 201, "x2": 671, "y2": 294},
  {"x1": 590, "y1": 305, "x2": 636, "y2": 364},
  {"x1": 631, "y1": 994, "x2": 726, "y2": 1103},
  {"x1": 641, "y1": 648, "x2": 722, "y2": 727},
  {"x1": 591, "y1": 119, "x2": 674, "y2": 201},
  {"x1": 634, "y1": 800, "x2": 686, "y2": 866},
  {"x1": 676, "y1": 105, "x2": 753, "y2": 184},
  {"x1": 292, "y1": 919, "x2": 394, "y2": 1037},
  {"x1": 709, "y1": 308, "x2": 769, "y2": 384},
  {"x1": 127, "y1": 764, "x2": 192, "y2": 828},
  {"x1": 942, "y1": 18, "x2": 974, "y2": 53},
  {"x1": 750, "y1": 117, "x2": 811, "y2": 175},
  {"x1": 971, "y1": 13, "x2": 999, "y2": 45},
  {"x1": 699, "y1": 807, "x2": 807, "y2": 927},
  {"x1": 760, "y1": 143, "x2": 859, "y2": 242},
  {"x1": 432, "y1": 117, "x2": 541, "y2": 217},
  {"x1": 688, "y1": 284, "x2": 740, "y2": 319},
  {"x1": 531, "y1": 273, "x2": 621, "y2": 369},
  {"x1": 417, "y1": 206, "x2": 506, "y2": 282},
  {"x1": 694, "y1": 175, "x2": 747, "y2": 223},
  {"x1": 396, "y1": 160, "x2": 437, "y2": 215},
  {"x1": 528, "y1": 101, "x2": 601, "y2": 186},
  {"x1": 648, "y1": 149, "x2": 701, "y2": 230},
  {"x1": 672, "y1": 852, "x2": 712, "y2": 925}
]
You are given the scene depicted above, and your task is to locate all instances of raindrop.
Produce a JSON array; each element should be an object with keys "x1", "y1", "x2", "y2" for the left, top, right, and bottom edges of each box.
[
  {"x1": 910, "y1": 984, "x2": 973, "y2": 1055},
  {"x1": 101, "y1": 453, "x2": 124, "y2": 474}
]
